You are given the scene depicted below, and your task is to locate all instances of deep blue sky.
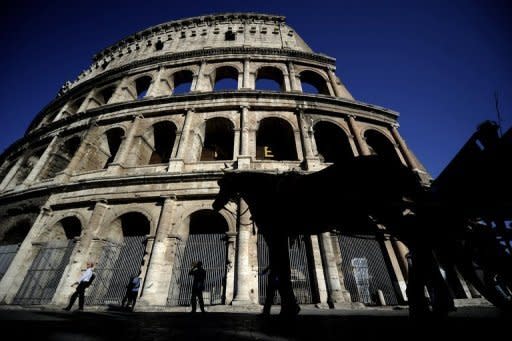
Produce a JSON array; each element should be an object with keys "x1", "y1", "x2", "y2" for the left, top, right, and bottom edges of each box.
[{"x1": 0, "y1": 0, "x2": 510, "y2": 177}]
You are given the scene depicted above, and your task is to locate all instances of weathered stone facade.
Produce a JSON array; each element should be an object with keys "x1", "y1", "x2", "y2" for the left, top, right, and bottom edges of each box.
[{"x1": 0, "y1": 13, "x2": 472, "y2": 310}]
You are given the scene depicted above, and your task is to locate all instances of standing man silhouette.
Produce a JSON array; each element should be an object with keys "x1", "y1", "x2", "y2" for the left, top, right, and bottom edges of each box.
[
  {"x1": 63, "y1": 262, "x2": 95, "y2": 311},
  {"x1": 189, "y1": 261, "x2": 206, "y2": 313}
]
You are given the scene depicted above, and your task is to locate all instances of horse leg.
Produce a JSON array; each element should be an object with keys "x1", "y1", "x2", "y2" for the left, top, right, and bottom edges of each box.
[
  {"x1": 266, "y1": 233, "x2": 300, "y2": 316},
  {"x1": 406, "y1": 244, "x2": 431, "y2": 318}
]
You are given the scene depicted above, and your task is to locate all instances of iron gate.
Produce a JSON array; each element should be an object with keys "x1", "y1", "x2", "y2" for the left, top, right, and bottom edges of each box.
[
  {"x1": 86, "y1": 235, "x2": 146, "y2": 305},
  {"x1": 167, "y1": 233, "x2": 227, "y2": 306},
  {"x1": 13, "y1": 240, "x2": 75, "y2": 305},
  {"x1": 257, "y1": 234, "x2": 317, "y2": 304},
  {"x1": 0, "y1": 244, "x2": 19, "y2": 281},
  {"x1": 336, "y1": 234, "x2": 399, "y2": 305}
]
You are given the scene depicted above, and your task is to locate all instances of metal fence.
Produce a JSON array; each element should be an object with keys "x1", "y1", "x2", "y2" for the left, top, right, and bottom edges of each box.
[
  {"x1": 0, "y1": 244, "x2": 19, "y2": 281},
  {"x1": 13, "y1": 240, "x2": 75, "y2": 305},
  {"x1": 336, "y1": 234, "x2": 399, "y2": 305},
  {"x1": 257, "y1": 234, "x2": 317, "y2": 305},
  {"x1": 86, "y1": 235, "x2": 146, "y2": 305},
  {"x1": 167, "y1": 233, "x2": 227, "y2": 306}
]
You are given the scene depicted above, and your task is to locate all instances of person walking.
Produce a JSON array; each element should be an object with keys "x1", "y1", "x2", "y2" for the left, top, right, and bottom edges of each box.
[
  {"x1": 63, "y1": 262, "x2": 95, "y2": 311},
  {"x1": 122, "y1": 272, "x2": 142, "y2": 311},
  {"x1": 189, "y1": 261, "x2": 206, "y2": 313}
]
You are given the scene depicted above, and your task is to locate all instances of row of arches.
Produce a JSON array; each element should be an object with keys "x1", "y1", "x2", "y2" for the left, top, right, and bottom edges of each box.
[
  {"x1": 43, "y1": 65, "x2": 334, "y2": 126},
  {"x1": 1, "y1": 118, "x2": 402, "y2": 187}
]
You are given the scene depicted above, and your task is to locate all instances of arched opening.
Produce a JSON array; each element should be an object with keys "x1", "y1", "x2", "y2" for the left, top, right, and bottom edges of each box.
[
  {"x1": 135, "y1": 76, "x2": 152, "y2": 99},
  {"x1": 213, "y1": 66, "x2": 238, "y2": 91},
  {"x1": 256, "y1": 117, "x2": 298, "y2": 161},
  {"x1": 299, "y1": 70, "x2": 330, "y2": 95},
  {"x1": 40, "y1": 136, "x2": 81, "y2": 180},
  {"x1": 255, "y1": 66, "x2": 284, "y2": 91},
  {"x1": 167, "y1": 209, "x2": 229, "y2": 306},
  {"x1": 99, "y1": 86, "x2": 116, "y2": 105},
  {"x1": 148, "y1": 121, "x2": 177, "y2": 164},
  {"x1": 13, "y1": 216, "x2": 82, "y2": 305},
  {"x1": 0, "y1": 219, "x2": 32, "y2": 281},
  {"x1": 172, "y1": 70, "x2": 194, "y2": 95},
  {"x1": 87, "y1": 212, "x2": 150, "y2": 305},
  {"x1": 200, "y1": 118, "x2": 234, "y2": 161},
  {"x1": 313, "y1": 121, "x2": 354, "y2": 163},
  {"x1": 365, "y1": 130, "x2": 401, "y2": 164},
  {"x1": 104, "y1": 128, "x2": 124, "y2": 168},
  {"x1": 66, "y1": 97, "x2": 86, "y2": 115}
]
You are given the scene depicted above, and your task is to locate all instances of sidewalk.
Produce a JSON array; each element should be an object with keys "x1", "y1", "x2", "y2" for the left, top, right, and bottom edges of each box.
[{"x1": 0, "y1": 304, "x2": 507, "y2": 340}]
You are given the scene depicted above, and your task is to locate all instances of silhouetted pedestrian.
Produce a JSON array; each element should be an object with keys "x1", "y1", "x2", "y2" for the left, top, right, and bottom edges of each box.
[
  {"x1": 122, "y1": 271, "x2": 142, "y2": 311},
  {"x1": 63, "y1": 262, "x2": 95, "y2": 311},
  {"x1": 189, "y1": 261, "x2": 206, "y2": 313}
]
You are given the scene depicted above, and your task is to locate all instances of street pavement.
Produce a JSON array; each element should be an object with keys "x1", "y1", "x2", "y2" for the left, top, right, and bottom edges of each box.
[{"x1": 0, "y1": 305, "x2": 508, "y2": 340}]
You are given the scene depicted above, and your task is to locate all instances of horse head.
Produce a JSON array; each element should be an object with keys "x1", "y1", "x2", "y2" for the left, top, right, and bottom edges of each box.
[{"x1": 212, "y1": 168, "x2": 240, "y2": 212}]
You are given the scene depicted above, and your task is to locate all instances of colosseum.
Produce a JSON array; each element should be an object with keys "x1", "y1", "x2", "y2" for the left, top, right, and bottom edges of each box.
[{"x1": 0, "y1": 13, "x2": 476, "y2": 311}]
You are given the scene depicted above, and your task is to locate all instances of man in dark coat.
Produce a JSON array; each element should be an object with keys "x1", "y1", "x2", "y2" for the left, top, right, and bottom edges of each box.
[{"x1": 189, "y1": 261, "x2": 206, "y2": 313}]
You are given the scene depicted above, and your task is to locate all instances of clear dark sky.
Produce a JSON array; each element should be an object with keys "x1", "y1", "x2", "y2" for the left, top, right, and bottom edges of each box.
[{"x1": 0, "y1": 0, "x2": 510, "y2": 177}]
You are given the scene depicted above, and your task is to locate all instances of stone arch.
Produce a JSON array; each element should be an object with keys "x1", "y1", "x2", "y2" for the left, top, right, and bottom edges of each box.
[
  {"x1": 35, "y1": 216, "x2": 82, "y2": 244},
  {"x1": 313, "y1": 121, "x2": 354, "y2": 163},
  {"x1": 299, "y1": 70, "x2": 330, "y2": 95},
  {"x1": 62, "y1": 96, "x2": 86, "y2": 118},
  {"x1": 167, "y1": 208, "x2": 230, "y2": 306},
  {"x1": 100, "y1": 208, "x2": 155, "y2": 240},
  {"x1": 8, "y1": 147, "x2": 46, "y2": 187},
  {"x1": 213, "y1": 65, "x2": 239, "y2": 91},
  {"x1": 134, "y1": 75, "x2": 153, "y2": 99},
  {"x1": 256, "y1": 117, "x2": 298, "y2": 160},
  {"x1": 86, "y1": 211, "x2": 151, "y2": 305},
  {"x1": 0, "y1": 219, "x2": 32, "y2": 245},
  {"x1": 143, "y1": 120, "x2": 178, "y2": 165},
  {"x1": 197, "y1": 117, "x2": 235, "y2": 161},
  {"x1": 364, "y1": 129, "x2": 402, "y2": 163},
  {"x1": 98, "y1": 84, "x2": 117, "y2": 105},
  {"x1": 255, "y1": 66, "x2": 285, "y2": 91},
  {"x1": 40, "y1": 135, "x2": 81, "y2": 180},
  {"x1": 79, "y1": 126, "x2": 126, "y2": 172},
  {"x1": 171, "y1": 69, "x2": 194, "y2": 94}
]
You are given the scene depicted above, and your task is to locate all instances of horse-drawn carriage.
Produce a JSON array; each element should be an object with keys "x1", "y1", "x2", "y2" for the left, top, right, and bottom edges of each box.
[{"x1": 213, "y1": 120, "x2": 511, "y2": 316}]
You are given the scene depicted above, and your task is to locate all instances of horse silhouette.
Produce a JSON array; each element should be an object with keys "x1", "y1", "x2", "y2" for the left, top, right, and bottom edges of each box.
[{"x1": 212, "y1": 121, "x2": 512, "y2": 316}]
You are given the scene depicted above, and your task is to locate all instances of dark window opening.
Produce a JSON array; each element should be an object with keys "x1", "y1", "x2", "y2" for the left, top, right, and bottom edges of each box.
[
  {"x1": 155, "y1": 41, "x2": 164, "y2": 51},
  {"x1": 100, "y1": 86, "x2": 116, "y2": 104},
  {"x1": 149, "y1": 121, "x2": 177, "y2": 164},
  {"x1": 225, "y1": 31, "x2": 236, "y2": 41},
  {"x1": 60, "y1": 217, "x2": 82, "y2": 239},
  {"x1": 172, "y1": 70, "x2": 194, "y2": 95},
  {"x1": 190, "y1": 210, "x2": 228, "y2": 234},
  {"x1": 314, "y1": 121, "x2": 353, "y2": 163},
  {"x1": 365, "y1": 130, "x2": 401, "y2": 164},
  {"x1": 256, "y1": 118, "x2": 298, "y2": 161},
  {"x1": 255, "y1": 66, "x2": 284, "y2": 91},
  {"x1": 40, "y1": 136, "x2": 81, "y2": 179},
  {"x1": 200, "y1": 118, "x2": 234, "y2": 161},
  {"x1": 299, "y1": 70, "x2": 330, "y2": 95},
  {"x1": 213, "y1": 66, "x2": 238, "y2": 91},
  {"x1": 104, "y1": 128, "x2": 124, "y2": 168},
  {"x1": 121, "y1": 212, "x2": 150, "y2": 237},
  {"x1": 135, "y1": 76, "x2": 152, "y2": 100},
  {"x1": 1, "y1": 220, "x2": 31, "y2": 245},
  {"x1": 68, "y1": 97, "x2": 85, "y2": 114}
]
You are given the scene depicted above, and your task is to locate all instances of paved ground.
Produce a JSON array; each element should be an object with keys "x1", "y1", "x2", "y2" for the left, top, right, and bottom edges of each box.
[{"x1": 0, "y1": 304, "x2": 508, "y2": 341}]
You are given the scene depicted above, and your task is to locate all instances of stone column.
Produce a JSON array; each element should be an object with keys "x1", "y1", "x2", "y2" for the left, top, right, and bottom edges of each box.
[
  {"x1": 0, "y1": 206, "x2": 52, "y2": 303},
  {"x1": 110, "y1": 115, "x2": 143, "y2": 170},
  {"x1": 391, "y1": 238, "x2": 410, "y2": 279},
  {"x1": 0, "y1": 157, "x2": 24, "y2": 191},
  {"x1": 192, "y1": 60, "x2": 207, "y2": 92},
  {"x1": 347, "y1": 115, "x2": 371, "y2": 156},
  {"x1": 23, "y1": 135, "x2": 60, "y2": 185},
  {"x1": 287, "y1": 61, "x2": 300, "y2": 92},
  {"x1": 169, "y1": 109, "x2": 194, "y2": 172},
  {"x1": 310, "y1": 235, "x2": 329, "y2": 306},
  {"x1": 224, "y1": 232, "x2": 237, "y2": 305},
  {"x1": 380, "y1": 230, "x2": 408, "y2": 302},
  {"x1": 296, "y1": 108, "x2": 320, "y2": 170},
  {"x1": 77, "y1": 88, "x2": 98, "y2": 112},
  {"x1": 232, "y1": 199, "x2": 253, "y2": 305},
  {"x1": 53, "y1": 200, "x2": 109, "y2": 304},
  {"x1": 390, "y1": 126, "x2": 419, "y2": 170},
  {"x1": 319, "y1": 232, "x2": 350, "y2": 306},
  {"x1": 109, "y1": 77, "x2": 131, "y2": 103},
  {"x1": 242, "y1": 58, "x2": 251, "y2": 89},
  {"x1": 327, "y1": 67, "x2": 354, "y2": 100},
  {"x1": 237, "y1": 106, "x2": 251, "y2": 169},
  {"x1": 147, "y1": 66, "x2": 166, "y2": 97},
  {"x1": 140, "y1": 196, "x2": 176, "y2": 305}
]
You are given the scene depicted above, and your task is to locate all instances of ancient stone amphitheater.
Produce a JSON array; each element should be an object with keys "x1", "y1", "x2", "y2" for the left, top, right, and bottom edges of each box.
[{"x1": 0, "y1": 13, "x2": 474, "y2": 310}]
